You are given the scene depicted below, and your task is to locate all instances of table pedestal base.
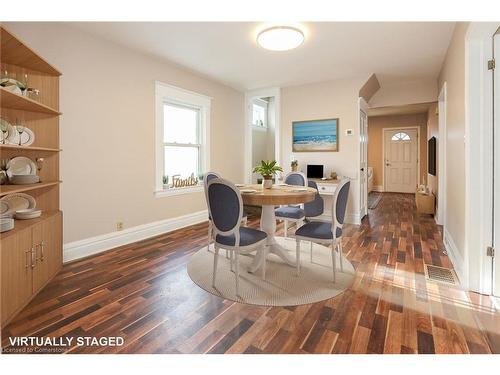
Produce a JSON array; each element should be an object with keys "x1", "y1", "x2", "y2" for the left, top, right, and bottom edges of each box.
[{"x1": 248, "y1": 205, "x2": 296, "y2": 273}]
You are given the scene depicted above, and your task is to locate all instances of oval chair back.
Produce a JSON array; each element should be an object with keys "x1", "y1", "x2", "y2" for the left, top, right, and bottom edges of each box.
[
  {"x1": 284, "y1": 171, "x2": 307, "y2": 187},
  {"x1": 204, "y1": 171, "x2": 221, "y2": 203},
  {"x1": 331, "y1": 179, "x2": 350, "y2": 240},
  {"x1": 207, "y1": 178, "x2": 243, "y2": 246},
  {"x1": 304, "y1": 180, "x2": 324, "y2": 218}
]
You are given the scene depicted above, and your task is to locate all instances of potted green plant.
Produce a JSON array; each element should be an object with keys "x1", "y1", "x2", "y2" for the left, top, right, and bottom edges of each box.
[
  {"x1": 291, "y1": 160, "x2": 298, "y2": 172},
  {"x1": 253, "y1": 160, "x2": 283, "y2": 189},
  {"x1": 162, "y1": 175, "x2": 170, "y2": 190}
]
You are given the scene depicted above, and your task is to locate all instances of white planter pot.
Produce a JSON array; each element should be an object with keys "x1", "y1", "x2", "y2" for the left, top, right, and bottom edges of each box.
[{"x1": 262, "y1": 179, "x2": 273, "y2": 189}]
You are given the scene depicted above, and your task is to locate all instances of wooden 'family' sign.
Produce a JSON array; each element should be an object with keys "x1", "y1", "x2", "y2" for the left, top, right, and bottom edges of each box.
[{"x1": 172, "y1": 173, "x2": 199, "y2": 188}]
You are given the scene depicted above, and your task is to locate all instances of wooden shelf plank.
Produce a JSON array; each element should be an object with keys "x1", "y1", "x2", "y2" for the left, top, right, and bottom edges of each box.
[
  {"x1": 0, "y1": 210, "x2": 61, "y2": 239},
  {"x1": 0, "y1": 87, "x2": 60, "y2": 115},
  {"x1": 0, "y1": 144, "x2": 61, "y2": 153},
  {"x1": 1, "y1": 27, "x2": 61, "y2": 76},
  {"x1": 0, "y1": 181, "x2": 61, "y2": 197}
]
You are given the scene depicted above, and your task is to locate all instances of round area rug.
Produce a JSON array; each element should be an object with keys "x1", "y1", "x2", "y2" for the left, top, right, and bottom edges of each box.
[{"x1": 187, "y1": 237, "x2": 355, "y2": 306}]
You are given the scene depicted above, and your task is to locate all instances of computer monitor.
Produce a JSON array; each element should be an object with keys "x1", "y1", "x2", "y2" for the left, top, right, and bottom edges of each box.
[{"x1": 307, "y1": 165, "x2": 324, "y2": 178}]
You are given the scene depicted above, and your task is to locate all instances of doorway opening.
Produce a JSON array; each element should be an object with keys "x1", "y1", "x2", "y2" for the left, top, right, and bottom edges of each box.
[
  {"x1": 366, "y1": 103, "x2": 434, "y2": 197},
  {"x1": 244, "y1": 88, "x2": 281, "y2": 184}
]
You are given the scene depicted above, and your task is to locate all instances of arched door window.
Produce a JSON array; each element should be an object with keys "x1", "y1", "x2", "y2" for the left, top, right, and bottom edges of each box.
[{"x1": 391, "y1": 132, "x2": 411, "y2": 141}]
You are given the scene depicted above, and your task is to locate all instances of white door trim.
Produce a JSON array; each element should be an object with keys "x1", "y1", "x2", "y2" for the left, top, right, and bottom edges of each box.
[
  {"x1": 436, "y1": 83, "x2": 447, "y2": 227},
  {"x1": 359, "y1": 97, "x2": 369, "y2": 219},
  {"x1": 244, "y1": 87, "x2": 281, "y2": 184},
  {"x1": 382, "y1": 126, "x2": 420, "y2": 193},
  {"x1": 464, "y1": 22, "x2": 499, "y2": 293}
]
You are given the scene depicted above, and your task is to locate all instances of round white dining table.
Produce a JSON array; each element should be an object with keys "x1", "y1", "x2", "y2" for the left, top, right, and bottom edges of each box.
[{"x1": 238, "y1": 183, "x2": 316, "y2": 273}]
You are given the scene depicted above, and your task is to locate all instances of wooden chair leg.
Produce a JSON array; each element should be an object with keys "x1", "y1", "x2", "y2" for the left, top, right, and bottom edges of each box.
[
  {"x1": 235, "y1": 250, "x2": 240, "y2": 296},
  {"x1": 331, "y1": 240, "x2": 336, "y2": 283},
  {"x1": 212, "y1": 245, "x2": 220, "y2": 287},
  {"x1": 207, "y1": 220, "x2": 213, "y2": 252},
  {"x1": 262, "y1": 245, "x2": 267, "y2": 280},
  {"x1": 296, "y1": 240, "x2": 301, "y2": 276},
  {"x1": 338, "y1": 240, "x2": 344, "y2": 272}
]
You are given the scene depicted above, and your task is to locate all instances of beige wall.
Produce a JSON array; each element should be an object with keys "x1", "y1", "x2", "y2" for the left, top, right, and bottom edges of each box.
[
  {"x1": 369, "y1": 78, "x2": 438, "y2": 108},
  {"x1": 438, "y1": 22, "x2": 469, "y2": 260},
  {"x1": 281, "y1": 77, "x2": 366, "y2": 222},
  {"x1": 5, "y1": 22, "x2": 245, "y2": 244},
  {"x1": 426, "y1": 103, "x2": 439, "y2": 196},
  {"x1": 368, "y1": 113, "x2": 428, "y2": 189}
]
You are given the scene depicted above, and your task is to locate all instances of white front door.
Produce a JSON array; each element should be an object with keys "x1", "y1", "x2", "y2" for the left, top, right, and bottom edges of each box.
[
  {"x1": 384, "y1": 128, "x2": 418, "y2": 193},
  {"x1": 359, "y1": 107, "x2": 368, "y2": 218}
]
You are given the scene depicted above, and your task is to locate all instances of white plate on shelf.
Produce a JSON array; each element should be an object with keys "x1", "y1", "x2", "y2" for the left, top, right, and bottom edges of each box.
[
  {"x1": 0, "y1": 119, "x2": 18, "y2": 144},
  {"x1": 15, "y1": 209, "x2": 42, "y2": 220},
  {"x1": 0, "y1": 193, "x2": 36, "y2": 212},
  {"x1": 0, "y1": 218, "x2": 14, "y2": 233},
  {"x1": 0, "y1": 200, "x2": 13, "y2": 218},
  {"x1": 7, "y1": 156, "x2": 37, "y2": 177},
  {"x1": 9, "y1": 127, "x2": 35, "y2": 147}
]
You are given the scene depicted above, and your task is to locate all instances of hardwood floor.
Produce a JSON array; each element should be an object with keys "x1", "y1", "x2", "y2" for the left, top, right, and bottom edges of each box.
[{"x1": 1, "y1": 193, "x2": 498, "y2": 354}]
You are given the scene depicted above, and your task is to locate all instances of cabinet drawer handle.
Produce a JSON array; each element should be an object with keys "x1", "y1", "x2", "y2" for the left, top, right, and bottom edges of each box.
[
  {"x1": 40, "y1": 240, "x2": 45, "y2": 261},
  {"x1": 31, "y1": 247, "x2": 36, "y2": 268}
]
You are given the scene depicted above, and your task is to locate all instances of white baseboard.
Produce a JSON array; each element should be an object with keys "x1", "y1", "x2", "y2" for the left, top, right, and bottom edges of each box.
[
  {"x1": 443, "y1": 228, "x2": 466, "y2": 287},
  {"x1": 372, "y1": 185, "x2": 384, "y2": 192},
  {"x1": 346, "y1": 213, "x2": 361, "y2": 225},
  {"x1": 63, "y1": 210, "x2": 208, "y2": 263}
]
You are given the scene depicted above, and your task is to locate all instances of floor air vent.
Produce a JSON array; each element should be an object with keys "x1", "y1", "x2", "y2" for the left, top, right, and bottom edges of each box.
[{"x1": 425, "y1": 264, "x2": 458, "y2": 285}]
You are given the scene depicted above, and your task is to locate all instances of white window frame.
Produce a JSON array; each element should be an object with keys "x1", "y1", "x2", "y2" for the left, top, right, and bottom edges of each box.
[
  {"x1": 252, "y1": 99, "x2": 268, "y2": 128},
  {"x1": 155, "y1": 81, "x2": 211, "y2": 197}
]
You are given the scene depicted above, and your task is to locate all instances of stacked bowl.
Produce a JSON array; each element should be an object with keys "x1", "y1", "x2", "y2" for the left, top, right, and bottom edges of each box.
[
  {"x1": 0, "y1": 218, "x2": 14, "y2": 233},
  {"x1": 9, "y1": 175, "x2": 40, "y2": 185}
]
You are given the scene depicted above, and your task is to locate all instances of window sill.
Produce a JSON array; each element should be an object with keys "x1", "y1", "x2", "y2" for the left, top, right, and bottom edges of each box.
[{"x1": 154, "y1": 185, "x2": 203, "y2": 198}]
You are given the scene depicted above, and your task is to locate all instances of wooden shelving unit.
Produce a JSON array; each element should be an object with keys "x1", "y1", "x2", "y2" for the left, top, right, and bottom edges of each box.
[
  {"x1": 0, "y1": 26, "x2": 63, "y2": 328},
  {"x1": 0, "y1": 144, "x2": 61, "y2": 153},
  {"x1": 0, "y1": 87, "x2": 61, "y2": 115},
  {"x1": 0, "y1": 181, "x2": 61, "y2": 197}
]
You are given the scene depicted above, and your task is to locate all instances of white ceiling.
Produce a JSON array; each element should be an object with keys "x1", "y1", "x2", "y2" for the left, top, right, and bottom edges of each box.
[{"x1": 71, "y1": 22, "x2": 455, "y2": 91}]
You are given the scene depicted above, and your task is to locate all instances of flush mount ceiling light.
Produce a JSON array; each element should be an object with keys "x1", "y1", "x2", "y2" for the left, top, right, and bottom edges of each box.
[{"x1": 257, "y1": 26, "x2": 304, "y2": 51}]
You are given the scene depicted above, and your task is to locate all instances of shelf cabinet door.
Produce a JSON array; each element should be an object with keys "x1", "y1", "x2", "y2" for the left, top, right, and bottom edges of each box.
[
  {"x1": 1, "y1": 228, "x2": 34, "y2": 326},
  {"x1": 32, "y1": 212, "x2": 62, "y2": 294}
]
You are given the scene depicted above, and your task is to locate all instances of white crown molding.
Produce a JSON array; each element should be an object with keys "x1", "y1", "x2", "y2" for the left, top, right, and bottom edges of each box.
[{"x1": 63, "y1": 210, "x2": 208, "y2": 263}]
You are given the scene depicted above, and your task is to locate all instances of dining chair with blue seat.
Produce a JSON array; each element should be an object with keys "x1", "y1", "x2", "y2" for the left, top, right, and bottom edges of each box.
[
  {"x1": 294, "y1": 179, "x2": 350, "y2": 281},
  {"x1": 275, "y1": 171, "x2": 308, "y2": 237},
  {"x1": 303, "y1": 180, "x2": 325, "y2": 261},
  {"x1": 207, "y1": 178, "x2": 268, "y2": 296},
  {"x1": 204, "y1": 172, "x2": 247, "y2": 254}
]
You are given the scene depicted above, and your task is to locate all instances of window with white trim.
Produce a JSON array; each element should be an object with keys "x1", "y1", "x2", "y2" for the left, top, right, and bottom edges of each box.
[
  {"x1": 155, "y1": 82, "x2": 211, "y2": 196},
  {"x1": 252, "y1": 99, "x2": 268, "y2": 128}
]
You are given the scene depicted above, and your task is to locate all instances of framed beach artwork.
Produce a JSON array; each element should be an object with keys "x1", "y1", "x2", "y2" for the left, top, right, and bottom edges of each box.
[{"x1": 292, "y1": 118, "x2": 339, "y2": 152}]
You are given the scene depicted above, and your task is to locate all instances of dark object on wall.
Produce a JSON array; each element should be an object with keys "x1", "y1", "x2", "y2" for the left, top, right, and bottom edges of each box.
[
  {"x1": 428, "y1": 136, "x2": 436, "y2": 176},
  {"x1": 307, "y1": 165, "x2": 324, "y2": 179}
]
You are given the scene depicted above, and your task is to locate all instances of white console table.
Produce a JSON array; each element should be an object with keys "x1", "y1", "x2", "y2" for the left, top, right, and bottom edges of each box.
[{"x1": 310, "y1": 179, "x2": 339, "y2": 221}]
